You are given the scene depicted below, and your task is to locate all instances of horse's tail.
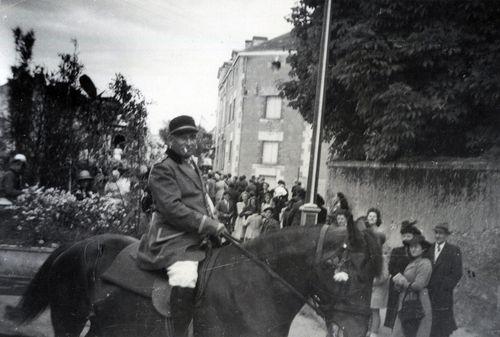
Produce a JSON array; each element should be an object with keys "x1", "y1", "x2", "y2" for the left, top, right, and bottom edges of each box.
[{"x1": 5, "y1": 244, "x2": 70, "y2": 324}]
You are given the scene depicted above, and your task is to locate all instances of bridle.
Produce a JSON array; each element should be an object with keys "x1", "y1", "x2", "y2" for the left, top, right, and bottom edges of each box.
[
  {"x1": 221, "y1": 225, "x2": 373, "y2": 327},
  {"x1": 312, "y1": 225, "x2": 372, "y2": 317}
]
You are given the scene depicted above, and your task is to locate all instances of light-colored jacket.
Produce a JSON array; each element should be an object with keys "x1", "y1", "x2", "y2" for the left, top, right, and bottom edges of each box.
[{"x1": 244, "y1": 213, "x2": 263, "y2": 241}]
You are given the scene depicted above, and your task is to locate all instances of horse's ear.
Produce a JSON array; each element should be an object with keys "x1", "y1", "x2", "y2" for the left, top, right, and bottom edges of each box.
[{"x1": 346, "y1": 218, "x2": 363, "y2": 248}]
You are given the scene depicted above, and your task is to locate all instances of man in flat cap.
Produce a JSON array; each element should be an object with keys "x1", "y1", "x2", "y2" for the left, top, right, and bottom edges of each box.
[
  {"x1": 137, "y1": 115, "x2": 227, "y2": 337},
  {"x1": 428, "y1": 222, "x2": 462, "y2": 337}
]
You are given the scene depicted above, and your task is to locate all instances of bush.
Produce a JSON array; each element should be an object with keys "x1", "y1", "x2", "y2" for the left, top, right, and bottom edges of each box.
[{"x1": 0, "y1": 186, "x2": 141, "y2": 247}]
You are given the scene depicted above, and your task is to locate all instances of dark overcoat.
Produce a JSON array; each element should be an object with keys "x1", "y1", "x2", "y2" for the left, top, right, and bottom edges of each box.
[
  {"x1": 137, "y1": 149, "x2": 219, "y2": 270},
  {"x1": 428, "y1": 242, "x2": 462, "y2": 337},
  {"x1": 384, "y1": 245, "x2": 412, "y2": 329},
  {"x1": 0, "y1": 169, "x2": 23, "y2": 200},
  {"x1": 285, "y1": 199, "x2": 305, "y2": 227},
  {"x1": 215, "y1": 199, "x2": 234, "y2": 230},
  {"x1": 261, "y1": 217, "x2": 280, "y2": 234}
]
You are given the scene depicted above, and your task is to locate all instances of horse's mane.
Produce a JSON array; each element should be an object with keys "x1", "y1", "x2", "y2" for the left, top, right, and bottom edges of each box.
[
  {"x1": 242, "y1": 226, "x2": 321, "y2": 260},
  {"x1": 242, "y1": 224, "x2": 382, "y2": 279},
  {"x1": 346, "y1": 218, "x2": 383, "y2": 279},
  {"x1": 361, "y1": 229, "x2": 383, "y2": 279}
]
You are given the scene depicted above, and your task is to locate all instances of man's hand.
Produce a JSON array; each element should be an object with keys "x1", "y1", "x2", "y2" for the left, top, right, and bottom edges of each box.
[
  {"x1": 215, "y1": 223, "x2": 228, "y2": 236},
  {"x1": 200, "y1": 218, "x2": 228, "y2": 237}
]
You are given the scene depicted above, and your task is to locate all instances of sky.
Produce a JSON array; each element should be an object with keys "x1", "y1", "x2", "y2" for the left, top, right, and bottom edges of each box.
[{"x1": 0, "y1": 0, "x2": 296, "y2": 133}]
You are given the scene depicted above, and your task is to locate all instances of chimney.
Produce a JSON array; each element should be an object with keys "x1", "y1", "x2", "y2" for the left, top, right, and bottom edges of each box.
[{"x1": 252, "y1": 36, "x2": 268, "y2": 46}]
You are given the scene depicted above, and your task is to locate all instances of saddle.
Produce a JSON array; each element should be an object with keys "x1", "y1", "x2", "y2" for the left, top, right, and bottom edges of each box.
[{"x1": 101, "y1": 242, "x2": 219, "y2": 317}]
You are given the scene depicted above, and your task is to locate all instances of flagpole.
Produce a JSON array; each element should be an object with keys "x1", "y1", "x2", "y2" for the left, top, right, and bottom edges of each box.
[{"x1": 300, "y1": 0, "x2": 333, "y2": 226}]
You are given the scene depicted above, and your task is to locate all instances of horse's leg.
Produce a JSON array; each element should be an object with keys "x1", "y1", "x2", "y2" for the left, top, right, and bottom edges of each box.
[
  {"x1": 50, "y1": 304, "x2": 88, "y2": 337},
  {"x1": 48, "y1": 270, "x2": 90, "y2": 337},
  {"x1": 91, "y1": 288, "x2": 165, "y2": 337}
]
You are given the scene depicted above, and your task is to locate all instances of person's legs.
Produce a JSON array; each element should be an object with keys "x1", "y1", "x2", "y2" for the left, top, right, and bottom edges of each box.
[
  {"x1": 390, "y1": 316, "x2": 403, "y2": 337},
  {"x1": 368, "y1": 308, "x2": 381, "y2": 337},
  {"x1": 166, "y1": 261, "x2": 199, "y2": 337}
]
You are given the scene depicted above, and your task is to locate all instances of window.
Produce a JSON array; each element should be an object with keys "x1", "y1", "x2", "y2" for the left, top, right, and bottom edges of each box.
[
  {"x1": 262, "y1": 141, "x2": 279, "y2": 164},
  {"x1": 218, "y1": 98, "x2": 224, "y2": 128},
  {"x1": 228, "y1": 100, "x2": 234, "y2": 123},
  {"x1": 224, "y1": 101, "x2": 229, "y2": 125},
  {"x1": 228, "y1": 140, "x2": 233, "y2": 163},
  {"x1": 230, "y1": 70, "x2": 235, "y2": 87},
  {"x1": 265, "y1": 96, "x2": 282, "y2": 119},
  {"x1": 230, "y1": 98, "x2": 236, "y2": 121},
  {"x1": 220, "y1": 141, "x2": 226, "y2": 169}
]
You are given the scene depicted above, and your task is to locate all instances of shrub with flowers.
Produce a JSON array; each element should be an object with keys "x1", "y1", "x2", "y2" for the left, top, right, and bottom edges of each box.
[{"x1": 1, "y1": 186, "x2": 141, "y2": 247}]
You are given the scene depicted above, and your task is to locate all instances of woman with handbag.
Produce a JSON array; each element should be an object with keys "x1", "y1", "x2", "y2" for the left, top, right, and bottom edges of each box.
[{"x1": 391, "y1": 234, "x2": 433, "y2": 337}]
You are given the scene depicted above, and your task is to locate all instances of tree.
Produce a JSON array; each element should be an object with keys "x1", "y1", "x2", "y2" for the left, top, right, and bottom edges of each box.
[
  {"x1": 281, "y1": 0, "x2": 500, "y2": 161},
  {"x1": 7, "y1": 27, "x2": 149, "y2": 188},
  {"x1": 159, "y1": 123, "x2": 213, "y2": 158},
  {"x1": 7, "y1": 28, "x2": 35, "y2": 161}
]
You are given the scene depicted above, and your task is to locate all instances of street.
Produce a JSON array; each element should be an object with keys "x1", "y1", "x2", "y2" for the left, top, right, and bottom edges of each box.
[{"x1": 0, "y1": 291, "x2": 476, "y2": 337}]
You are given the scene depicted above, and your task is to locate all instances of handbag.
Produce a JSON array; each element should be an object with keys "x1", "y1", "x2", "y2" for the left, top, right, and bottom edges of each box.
[{"x1": 398, "y1": 283, "x2": 425, "y2": 323}]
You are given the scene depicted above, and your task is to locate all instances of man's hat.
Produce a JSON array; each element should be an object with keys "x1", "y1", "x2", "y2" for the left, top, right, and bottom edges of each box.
[
  {"x1": 77, "y1": 170, "x2": 93, "y2": 181},
  {"x1": 262, "y1": 206, "x2": 273, "y2": 213},
  {"x1": 434, "y1": 222, "x2": 451, "y2": 234},
  {"x1": 11, "y1": 153, "x2": 27, "y2": 163},
  {"x1": 169, "y1": 115, "x2": 198, "y2": 135},
  {"x1": 406, "y1": 234, "x2": 432, "y2": 250}
]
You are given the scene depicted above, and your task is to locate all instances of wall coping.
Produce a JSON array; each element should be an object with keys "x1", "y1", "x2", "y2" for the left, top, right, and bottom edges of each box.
[
  {"x1": 0, "y1": 244, "x2": 55, "y2": 254},
  {"x1": 328, "y1": 159, "x2": 500, "y2": 172}
]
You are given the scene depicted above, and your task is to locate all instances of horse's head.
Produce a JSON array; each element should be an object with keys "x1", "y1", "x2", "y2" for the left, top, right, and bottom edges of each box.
[{"x1": 311, "y1": 225, "x2": 382, "y2": 337}]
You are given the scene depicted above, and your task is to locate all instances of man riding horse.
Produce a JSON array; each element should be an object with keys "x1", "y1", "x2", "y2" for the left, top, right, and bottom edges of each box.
[{"x1": 136, "y1": 115, "x2": 228, "y2": 337}]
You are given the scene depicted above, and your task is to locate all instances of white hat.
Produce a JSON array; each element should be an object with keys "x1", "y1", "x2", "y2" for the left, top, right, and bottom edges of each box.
[{"x1": 13, "y1": 154, "x2": 27, "y2": 163}]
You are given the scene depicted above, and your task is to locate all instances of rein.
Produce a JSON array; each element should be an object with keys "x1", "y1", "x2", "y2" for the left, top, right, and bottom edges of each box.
[
  {"x1": 221, "y1": 231, "x2": 326, "y2": 318},
  {"x1": 223, "y1": 225, "x2": 372, "y2": 320}
]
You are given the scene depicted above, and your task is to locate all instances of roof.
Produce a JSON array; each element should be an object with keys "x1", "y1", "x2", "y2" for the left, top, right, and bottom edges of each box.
[{"x1": 243, "y1": 32, "x2": 296, "y2": 52}]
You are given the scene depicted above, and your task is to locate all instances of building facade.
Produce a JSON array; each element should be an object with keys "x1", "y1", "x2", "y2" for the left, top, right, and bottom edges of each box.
[{"x1": 214, "y1": 34, "x2": 328, "y2": 194}]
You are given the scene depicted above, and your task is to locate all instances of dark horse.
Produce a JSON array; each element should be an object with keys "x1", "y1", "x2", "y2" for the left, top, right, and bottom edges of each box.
[{"x1": 7, "y1": 225, "x2": 382, "y2": 337}]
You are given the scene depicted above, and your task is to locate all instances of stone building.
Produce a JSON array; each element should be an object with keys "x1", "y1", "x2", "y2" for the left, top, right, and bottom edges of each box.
[{"x1": 213, "y1": 33, "x2": 329, "y2": 194}]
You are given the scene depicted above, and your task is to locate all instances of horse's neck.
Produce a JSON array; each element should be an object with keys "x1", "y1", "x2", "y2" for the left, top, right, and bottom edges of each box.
[{"x1": 245, "y1": 227, "x2": 320, "y2": 293}]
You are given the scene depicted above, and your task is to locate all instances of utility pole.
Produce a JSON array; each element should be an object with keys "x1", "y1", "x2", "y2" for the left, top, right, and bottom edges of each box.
[{"x1": 300, "y1": 0, "x2": 333, "y2": 226}]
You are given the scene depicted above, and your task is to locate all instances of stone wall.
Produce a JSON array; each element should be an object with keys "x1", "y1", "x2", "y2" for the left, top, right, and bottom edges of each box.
[{"x1": 326, "y1": 160, "x2": 500, "y2": 336}]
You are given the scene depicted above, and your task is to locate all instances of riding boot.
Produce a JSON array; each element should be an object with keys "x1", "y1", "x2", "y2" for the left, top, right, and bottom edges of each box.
[{"x1": 167, "y1": 286, "x2": 195, "y2": 337}]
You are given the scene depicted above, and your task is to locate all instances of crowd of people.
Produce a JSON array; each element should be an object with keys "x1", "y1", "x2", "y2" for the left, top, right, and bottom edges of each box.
[
  {"x1": 201, "y1": 174, "x2": 463, "y2": 337},
  {"x1": 2, "y1": 115, "x2": 463, "y2": 337},
  {"x1": 200, "y1": 169, "x2": 464, "y2": 337},
  {"x1": 0, "y1": 151, "x2": 145, "y2": 208},
  {"x1": 349, "y1": 210, "x2": 462, "y2": 337},
  {"x1": 202, "y1": 173, "x2": 329, "y2": 241},
  {"x1": 72, "y1": 165, "x2": 138, "y2": 204}
]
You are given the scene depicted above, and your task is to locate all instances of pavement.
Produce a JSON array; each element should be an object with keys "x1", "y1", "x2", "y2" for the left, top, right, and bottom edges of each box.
[
  {"x1": 0, "y1": 294, "x2": 479, "y2": 337},
  {"x1": 0, "y1": 295, "x2": 53, "y2": 337}
]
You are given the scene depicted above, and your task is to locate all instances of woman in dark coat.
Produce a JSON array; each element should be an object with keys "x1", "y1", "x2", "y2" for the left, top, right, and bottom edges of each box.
[{"x1": 385, "y1": 221, "x2": 422, "y2": 329}]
